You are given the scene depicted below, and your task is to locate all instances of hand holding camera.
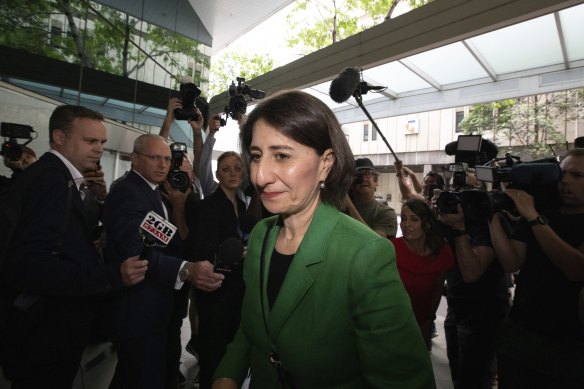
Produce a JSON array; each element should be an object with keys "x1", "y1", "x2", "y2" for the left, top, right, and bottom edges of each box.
[{"x1": 83, "y1": 162, "x2": 107, "y2": 201}]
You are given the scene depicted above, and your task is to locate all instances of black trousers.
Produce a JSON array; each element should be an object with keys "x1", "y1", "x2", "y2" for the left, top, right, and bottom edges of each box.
[
  {"x1": 497, "y1": 318, "x2": 584, "y2": 389},
  {"x1": 444, "y1": 306, "x2": 505, "y2": 389},
  {"x1": 8, "y1": 344, "x2": 84, "y2": 389},
  {"x1": 110, "y1": 333, "x2": 167, "y2": 389}
]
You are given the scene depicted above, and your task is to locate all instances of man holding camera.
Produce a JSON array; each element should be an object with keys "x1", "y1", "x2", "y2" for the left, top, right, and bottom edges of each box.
[
  {"x1": 437, "y1": 172, "x2": 509, "y2": 389},
  {"x1": 0, "y1": 145, "x2": 37, "y2": 189},
  {"x1": 489, "y1": 148, "x2": 584, "y2": 387},
  {"x1": 103, "y1": 134, "x2": 225, "y2": 388},
  {"x1": 345, "y1": 157, "x2": 397, "y2": 238}
]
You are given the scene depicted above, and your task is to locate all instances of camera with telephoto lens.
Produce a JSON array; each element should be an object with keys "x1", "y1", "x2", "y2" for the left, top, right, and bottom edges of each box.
[
  {"x1": 1, "y1": 122, "x2": 36, "y2": 161},
  {"x1": 174, "y1": 77, "x2": 202, "y2": 121},
  {"x1": 436, "y1": 135, "x2": 561, "y2": 222},
  {"x1": 224, "y1": 77, "x2": 265, "y2": 122},
  {"x1": 167, "y1": 142, "x2": 191, "y2": 193}
]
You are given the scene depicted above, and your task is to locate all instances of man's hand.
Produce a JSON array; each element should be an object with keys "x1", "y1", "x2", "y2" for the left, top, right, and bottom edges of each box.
[
  {"x1": 503, "y1": 189, "x2": 538, "y2": 221},
  {"x1": 166, "y1": 97, "x2": 182, "y2": 119},
  {"x1": 188, "y1": 108, "x2": 204, "y2": 135},
  {"x1": 188, "y1": 261, "x2": 224, "y2": 292},
  {"x1": 207, "y1": 114, "x2": 222, "y2": 138},
  {"x1": 439, "y1": 204, "x2": 466, "y2": 231},
  {"x1": 161, "y1": 180, "x2": 190, "y2": 208},
  {"x1": 394, "y1": 160, "x2": 403, "y2": 175},
  {"x1": 83, "y1": 167, "x2": 107, "y2": 201},
  {"x1": 120, "y1": 255, "x2": 148, "y2": 286}
]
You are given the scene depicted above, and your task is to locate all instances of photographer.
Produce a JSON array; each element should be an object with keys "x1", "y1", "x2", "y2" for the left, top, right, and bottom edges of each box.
[
  {"x1": 395, "y1": 160, "x2": 445, "y2": 205},
  {"x1": 0, "y1": 146, "x2": 37, "y2": 189},
  {"x1": 489, "y1": 148, "x2": 584, "y2": 387},
  {"x1": 438, "y1": 170, "x2": 510, "y2": 389},
  {"x1": 345, "y1": 157, "x2": 397, "y2": 238}
]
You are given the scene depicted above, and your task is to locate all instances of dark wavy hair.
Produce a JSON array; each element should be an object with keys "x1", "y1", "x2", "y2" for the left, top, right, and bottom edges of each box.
[
  {"x1": 241, "y1": 90, "x2": 354, "y2": 209},
  {"x1": 402, "y1": 198, "x2": 446, "y2": 257}
]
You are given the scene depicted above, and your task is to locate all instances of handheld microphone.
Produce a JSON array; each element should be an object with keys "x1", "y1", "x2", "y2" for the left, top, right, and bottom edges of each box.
[
  {"x1": 329, "y1": 67, "x2": 361, "y2": 103},
  {"x1": 139, "y1": 211, "x2": 177, "y2": 247},
  {"x1": 214, "y1": 237, "x2": 244, "y2": 274}
]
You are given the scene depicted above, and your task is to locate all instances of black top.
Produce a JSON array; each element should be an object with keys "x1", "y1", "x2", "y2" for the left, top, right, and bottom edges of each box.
[
  {"x1": 268, "y1": 250, "x2": 294, "y2": 309},
  {"x1": 511, "y1": 210, "x2": 584, "y2": 342},
  {"x1": 189, "y1": 186, "x2": 247, "y2": 339},
  {"x1": 443, "y1": 220, "x2": 509, "y2": 315}
]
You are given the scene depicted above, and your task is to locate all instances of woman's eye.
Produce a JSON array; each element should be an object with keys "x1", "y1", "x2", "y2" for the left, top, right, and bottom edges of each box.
[
  {"x1": 250, "y1": 153, "x2": 261, "y2": 162},
  {"x1": 275, "y1": 153, "x2": 289, "y2": 160}
]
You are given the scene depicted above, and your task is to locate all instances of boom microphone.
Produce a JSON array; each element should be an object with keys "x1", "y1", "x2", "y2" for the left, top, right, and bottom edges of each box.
[
  {"x1": 214, "y1": 237, "x2": 244, "y2": 274},
  {"x1": 329, "y1": 67, "x2": 361, "y2": 103}
]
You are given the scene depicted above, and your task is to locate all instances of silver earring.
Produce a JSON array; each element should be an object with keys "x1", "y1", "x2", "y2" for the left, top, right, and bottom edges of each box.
[{"x1": 320, "y1": 181, "x2": 325, "y2": 189}]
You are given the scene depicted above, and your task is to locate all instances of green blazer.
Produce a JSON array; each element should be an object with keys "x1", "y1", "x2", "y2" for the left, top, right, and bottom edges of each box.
[{"x1": 215, "y1": 202, "x2": 435, "y2": 389}]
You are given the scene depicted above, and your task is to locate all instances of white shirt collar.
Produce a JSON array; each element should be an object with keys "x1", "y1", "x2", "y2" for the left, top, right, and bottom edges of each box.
[
  {"x1": 49, "y1": 149, "x2": 84, "y2": 190},
  {"x1": 132, "y1": 169, "x2": 159, "y2": 190}
]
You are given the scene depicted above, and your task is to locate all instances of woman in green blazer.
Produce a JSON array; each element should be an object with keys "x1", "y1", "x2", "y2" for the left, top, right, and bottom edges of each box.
[{"x1": 212, "y1": 90, "x2": 435, "y2": 389}]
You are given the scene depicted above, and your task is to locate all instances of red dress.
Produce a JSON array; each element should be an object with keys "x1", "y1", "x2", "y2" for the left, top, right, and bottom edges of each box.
[{"x1": 391, "y1": 237, "x2": 454, "y2": 324}]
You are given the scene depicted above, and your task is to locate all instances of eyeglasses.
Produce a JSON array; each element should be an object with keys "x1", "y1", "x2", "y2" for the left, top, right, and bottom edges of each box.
[
  {"x1": 135, "y1": 152, "x2": 172, "y2": 164},
  {"x1": 357, "y1": 170, "x2": 376, "y2": 177}
]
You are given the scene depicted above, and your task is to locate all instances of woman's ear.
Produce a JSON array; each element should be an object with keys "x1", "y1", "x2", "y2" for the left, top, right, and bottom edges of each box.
[{"x1": 319, "y1": 148, "x2": 335, "y2": 181}]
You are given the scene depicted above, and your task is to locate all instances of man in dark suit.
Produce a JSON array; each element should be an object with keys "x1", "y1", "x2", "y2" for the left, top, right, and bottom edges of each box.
[
  {"x1": 0, "y1": 105, "x2": 148, "y2": 388},
  {"x1": 103, "y1": 133, "x2": 224, "y2": 389}
]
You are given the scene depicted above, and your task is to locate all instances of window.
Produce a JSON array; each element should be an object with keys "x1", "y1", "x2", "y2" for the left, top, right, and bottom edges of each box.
[
  {"x1": 363, "y1": 123, "x2": 369, "y2": 141},
  {"x1": 455, "y1": 111, "x2": 465, "y2": 133},
  {"x1": 49, "y1": 20, "x2": 63, "y2": 47},
  {"x1": 371, "y1": 124, "x2": 377, "y2": 140}
]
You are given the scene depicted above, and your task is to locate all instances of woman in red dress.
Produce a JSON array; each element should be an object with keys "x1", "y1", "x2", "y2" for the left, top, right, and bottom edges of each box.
[{"x1": 392, "y1": 199, "x2": 454, "y2": 349}]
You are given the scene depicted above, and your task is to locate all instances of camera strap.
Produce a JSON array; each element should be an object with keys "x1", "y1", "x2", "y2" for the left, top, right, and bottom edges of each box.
[{"x1": 259, "y1": 220, "x2": 296, "y2": 389}]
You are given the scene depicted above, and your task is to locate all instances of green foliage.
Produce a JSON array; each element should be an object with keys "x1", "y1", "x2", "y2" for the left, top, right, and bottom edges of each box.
[
  {"x1": 286, "y1": 0, "x2": 394, "y2": 54},
  {"x1": 208, "y1": 48, "x2": 274, "y2": 98},
  {"x1": 460, "y1": 92, "x2": 581, "y2": 159}
]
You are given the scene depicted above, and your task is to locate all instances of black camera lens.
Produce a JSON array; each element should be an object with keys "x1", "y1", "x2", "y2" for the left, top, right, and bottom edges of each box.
[
  {"x1": 436, "y1": 191, "x2": 461, "y2": 214},
  {"x1": 168, "y1": 171, "x2": 190, "y2": 193}
]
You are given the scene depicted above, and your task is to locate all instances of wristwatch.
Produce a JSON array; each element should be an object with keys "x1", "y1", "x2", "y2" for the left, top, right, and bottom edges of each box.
[
  {"x1": 178, "y1": 263, "x2": 190, "y2": 282},
  {"x1": 527, "y1": 215, "x2": 548, "y2": 227},
  {"x1": 451, "y1": 229, "x2": 467, "y2": 237}
]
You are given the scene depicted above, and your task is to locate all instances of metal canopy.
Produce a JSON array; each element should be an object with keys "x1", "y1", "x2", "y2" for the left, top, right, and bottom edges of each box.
[
  {"x1": 209, "y1": 0, "x2": 584, "y2": 125},
  {"x1": 93, "y1": 0, "x2": 295, "y2": 54}
]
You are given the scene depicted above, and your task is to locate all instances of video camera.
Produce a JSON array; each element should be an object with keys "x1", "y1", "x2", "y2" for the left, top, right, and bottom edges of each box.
[
  {"x1": 436, "y1": 135, "x2": 562, "y2": 221},
  {"x1": 1, "y1": 122, "x2": 36, "y2": 161},
  {"x1": 223, "y1": 77, "x2": 265, "y2": 123},
  {"x1": 174, "y1": 76, "x2": 202, "y2": 121},
  {"x1": 167, "y1": 142, "x2": 191, "y2": 193}
]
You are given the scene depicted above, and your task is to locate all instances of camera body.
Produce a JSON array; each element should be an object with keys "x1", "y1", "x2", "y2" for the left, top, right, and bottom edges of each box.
[
  {"x1": 1, "y1": 122, "x2": 35, "y2": 161},
  {"x1": 167, "y1": 142, "x2": 191, "y2": 193},
  {"x1": 224, "y1": 77, "x2": 265, "y2": 120},
  {"x1": 437, "y1": 135, "x2": 561, "y2": 221},
  {"x1": 174, "y1": 77, "x2": 202, "y2": 121}
]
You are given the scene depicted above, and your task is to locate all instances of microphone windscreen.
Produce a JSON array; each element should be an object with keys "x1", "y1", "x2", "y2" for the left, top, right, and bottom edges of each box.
[
  {"x1": 218, "y1": 237, "x2": 244, "y2": 264},
  {"x1": 444, "y1": 140, "x2": 458, "y2": 156},
  {"x1": 329, "y1": 67, "x2": 361, "y2": 103}
]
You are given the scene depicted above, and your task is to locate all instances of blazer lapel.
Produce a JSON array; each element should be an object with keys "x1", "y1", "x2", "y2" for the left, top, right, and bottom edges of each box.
[
  {"x1": 265, "y1": 203, "x2": 340, "y2": 339},
  {"x1": 128, "y1": 170, "x2": 165, "y2": 217}
]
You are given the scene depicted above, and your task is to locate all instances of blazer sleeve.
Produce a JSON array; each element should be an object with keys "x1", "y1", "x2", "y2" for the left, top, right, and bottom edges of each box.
[
  {"x1": 5, "y1": 166, "x2": 122, "y2": 295},
  {"x1": 213, "y1": 325, "x2": 252, "y2": 385},
  {"x1": 349, "y1": 238, "x2": 436, "y2": 388},
  {"x1": 103, "y1": 181, "x2": 182, "y2": 287}
]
